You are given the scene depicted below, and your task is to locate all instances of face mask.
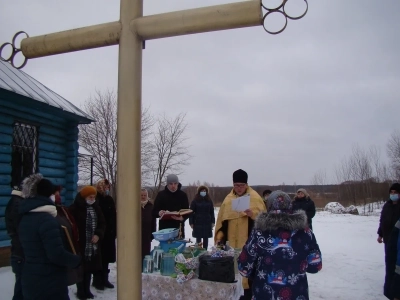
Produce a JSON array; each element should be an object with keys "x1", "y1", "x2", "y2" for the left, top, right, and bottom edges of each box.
[
  {"x1": 50, "y1": 195, "x2": 56, "y2": 202},
  {"x1": 264, "y1": 196, "x2": 268, "y2": 200},
  {"x1": 390, "y1": 194, "x2": 399, "y2": 202},
  {"x1": 105, "y1": 190, "x2": 110, "y2": 196},
  {"x1": 86, "y1": 199, "x2": 96, "y2": 205},
  {"x1": 200, "y1": 191, "x2": 206, "y2": 197}
]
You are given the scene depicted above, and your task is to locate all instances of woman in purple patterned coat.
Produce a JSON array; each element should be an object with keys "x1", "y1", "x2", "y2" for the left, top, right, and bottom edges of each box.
[{"x1": 238, "y1": 190, "x2": 322, "y2": 300}]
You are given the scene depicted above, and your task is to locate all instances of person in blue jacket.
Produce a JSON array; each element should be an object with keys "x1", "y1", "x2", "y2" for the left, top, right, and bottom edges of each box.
[
  {"x1": 18, "y1": 174, "x2": 81, "y2": 300},
  {"x1": 238, "y1": 190, "x2": 322, "y2": 300},
  {"x1": 387, "y1": 217, "x2": 400, "y2": 300}
]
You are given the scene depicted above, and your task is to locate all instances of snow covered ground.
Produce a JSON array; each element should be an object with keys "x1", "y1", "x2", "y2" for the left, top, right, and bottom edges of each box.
[{"x1": 0, "y1": 209, "x2": 385, "y2": 299}]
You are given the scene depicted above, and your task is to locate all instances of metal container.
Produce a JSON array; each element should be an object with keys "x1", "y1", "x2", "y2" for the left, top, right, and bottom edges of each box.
[
  {"x1": 152, "y1": 246, "x2": 164, "y2": 271},
  {"x1": 142, "y1": 255, "x2": 154, "y2": 273}
]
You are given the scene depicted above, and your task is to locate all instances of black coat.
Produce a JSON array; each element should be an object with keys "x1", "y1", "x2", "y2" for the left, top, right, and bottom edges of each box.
[
  {"x1": 96, "y1": 193, "x2": 117, "y2": 263},
  {"x1": 5, "y1": 190, "x2": 24, "y2": 258},
  {"x1": 69, "y1": 194, "x2": 106, "y2": 273},
  {"x1": 56, "y1": 206, "x2": 83, "y2": 286},
  {"x1": 292, "y1": 197, "x2": 316, "y2": 230},
  {"x1": 189, "y1": 196, "x2": 215, "y2": 238},
  {"x1": 387, "y1": 219, "x2": 400, "y2": 299},
  {"x1": 378, "y1": 200, "x2": 400, "y2": 244},
  {"x1": 18, "y1": 196, "x2": 81, "y2": 300},
  {"x1": 153, "y1": 184, "x2": 190, "y2": 238},
  {"x1": 141, "y1": 201, "x2": 156, "y2": 260}
]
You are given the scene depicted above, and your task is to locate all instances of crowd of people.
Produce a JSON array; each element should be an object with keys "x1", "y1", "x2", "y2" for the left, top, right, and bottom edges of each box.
[
  {"x1": 5, "y1": 175, "x2": 116, "y2": 300},
  {"x1": 141, "y1": 169, "x2": 321, "y2": 300},
  {"x1": 7, "y1": 168, "x2": 400, "y2": 300}
]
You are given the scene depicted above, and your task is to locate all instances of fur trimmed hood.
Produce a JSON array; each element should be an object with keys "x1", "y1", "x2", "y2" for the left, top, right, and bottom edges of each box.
[
  {"x1": 254, "y1": 210, "x2": 308, "y2": 232},
  {"x1": 197, "y1": 185, "x2": 209, "y2": 193},
  {"x1": 21, "y1": 173, "x2": 43, "y2": 198}
]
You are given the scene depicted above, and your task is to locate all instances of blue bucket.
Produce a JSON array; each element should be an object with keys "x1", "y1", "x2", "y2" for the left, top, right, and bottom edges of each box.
[
  {"x1": 158, "y1": 240, "x2": 187, "y2": 253},
  {"x1": 152, "y1": 228, "x2": 179, "y2": 241}
]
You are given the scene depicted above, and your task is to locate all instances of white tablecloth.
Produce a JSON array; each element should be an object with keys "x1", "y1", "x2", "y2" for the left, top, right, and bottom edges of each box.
[{"x1": 142, "y1": 272, "x2": 243, "y2": 300}]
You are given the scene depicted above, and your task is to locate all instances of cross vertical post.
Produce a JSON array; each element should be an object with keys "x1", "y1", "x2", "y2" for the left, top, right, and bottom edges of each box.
[{"x1": 116, "y1": 0, "x2": 143, "y2": 298}]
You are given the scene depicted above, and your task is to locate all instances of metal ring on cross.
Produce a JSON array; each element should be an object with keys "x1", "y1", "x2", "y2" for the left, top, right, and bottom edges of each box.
[
  {"x1": 0, "y1": 31, "x2": 29, "y2": 69},
  {"x1": 261, "y1": 0, "x2": 308, "y2": 35}
]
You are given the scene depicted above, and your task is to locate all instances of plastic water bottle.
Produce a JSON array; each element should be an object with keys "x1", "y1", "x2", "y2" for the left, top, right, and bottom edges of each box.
[{"x1": 142, "y1": 255, "x2": 154, "y2": 273}]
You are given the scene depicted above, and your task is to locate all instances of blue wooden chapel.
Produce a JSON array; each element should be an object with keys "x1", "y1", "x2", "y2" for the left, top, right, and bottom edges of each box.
[{"x1": 0, "y1": 60, "x2": 93, "y2": 264}]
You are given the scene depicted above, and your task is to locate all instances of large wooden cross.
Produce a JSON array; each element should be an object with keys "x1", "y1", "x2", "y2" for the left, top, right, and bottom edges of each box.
[{"x1": 1, "y1": 0, "x2": 307, "y2": 298}]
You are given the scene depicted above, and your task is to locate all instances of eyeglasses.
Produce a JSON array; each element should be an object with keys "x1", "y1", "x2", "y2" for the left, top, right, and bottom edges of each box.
[{"x1": 234, "y1": 184, "x2": 246, "y2": 188}]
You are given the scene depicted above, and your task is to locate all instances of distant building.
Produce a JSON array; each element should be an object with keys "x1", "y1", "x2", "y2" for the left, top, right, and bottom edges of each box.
[{"x1": 0, "y1": 60, "x2": 94, "y2": 266}]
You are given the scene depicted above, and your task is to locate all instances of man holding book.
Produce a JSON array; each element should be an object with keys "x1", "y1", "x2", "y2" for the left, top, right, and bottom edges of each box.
[{"x1": 153, "y1": 174, "x2": 190, "y2": 238}]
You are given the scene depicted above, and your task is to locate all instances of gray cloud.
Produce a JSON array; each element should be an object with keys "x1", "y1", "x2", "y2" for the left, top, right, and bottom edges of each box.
[{"x1": 1, "y1": 0, "x2": 399, "y2": 186}]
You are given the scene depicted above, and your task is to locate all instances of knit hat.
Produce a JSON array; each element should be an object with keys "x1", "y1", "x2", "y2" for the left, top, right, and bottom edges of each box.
[
  {"x1": 166, "y1": 174, "x2": 179, "y2": 184},
  {"x1": 233, "y1": 169, "x2": 248, "y2": 184},
  {"x1": 296, "y1": 188, "x2": 309, "y2": 197},
  {"x1": 389, "y1": 183, "x2": 400, "y2": 194},
  {"x1": 266, "y1": 190, "x2": 292, "y2": 212},
  {"x1": 80, "y1": 186, "x2": 97, "y2": 198},
  {"x1": 36, "y1": 179, "x2": 57, "y2": 198}
]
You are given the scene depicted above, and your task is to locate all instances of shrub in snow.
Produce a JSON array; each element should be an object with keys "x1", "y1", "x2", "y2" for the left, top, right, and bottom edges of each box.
[
  {"x1": 344, "y1": 205, "x2": 359, "y2": 215},
  {"x1": 324, "y1": 202, "x2": 360, "y2": 215},
  {"x1": 324, "y1": 202, "x2": 345, "y2": 214}
]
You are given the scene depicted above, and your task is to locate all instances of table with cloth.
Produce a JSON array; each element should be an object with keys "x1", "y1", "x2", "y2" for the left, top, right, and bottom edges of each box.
[{"x1": 142, "y1": 272, "x2": 243, "y2": 300}]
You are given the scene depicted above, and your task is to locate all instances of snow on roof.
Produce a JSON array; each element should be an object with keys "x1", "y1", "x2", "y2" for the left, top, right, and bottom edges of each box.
[
  {"x1": 0, "y1": 60, "x2": 94, "y2": 122},
  {"x1": 78, "y1": 145, "x2": 93, "y2": 157}
]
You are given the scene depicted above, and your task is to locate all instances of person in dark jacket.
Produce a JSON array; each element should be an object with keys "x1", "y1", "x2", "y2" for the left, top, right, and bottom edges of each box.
[
  {"x1": 153, "y1": 174, "x2": 190, "y2": 238},
  {"x1": 5, "y1": 186, "x2": 25, "y2": 300},
  {"x1": 18, "y1": 174, "x2": 81, "y2": 300},
  {"x1": 292, "y1": 188, "x2": 316, "y2": 230},
  {"x1": 378, "y1": 183, "x2": 400, "y2": 299},
  {"x1": 69, "y1": 186, "x2": 106, "y2": 300},
  {"x1": 54, "y1": 186, "x2": 83, "y2": 287},
  {"x1": 262, "y1": 189, "x2": 272, "y2": 204},
  {"x1": 92, "y1": 179, "x2": 116, "y2": 290},
  {"x1": 238, "y1": 190, "x2": 322, "y2": 300},
  {"x1": 141, "y1": 188, "x2": 156, "y2": 260},
  {"x1": 189, "y1": 185, "x2": 215, "y2": 250},
  {"x1": 387, "y1": 217, "x2": 400, "y2": 300}
]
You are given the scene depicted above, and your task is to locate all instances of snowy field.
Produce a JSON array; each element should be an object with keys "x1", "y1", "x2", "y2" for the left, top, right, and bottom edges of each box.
[{"x1": 0, "y1": 209, "x2": 385, "y2": 299}]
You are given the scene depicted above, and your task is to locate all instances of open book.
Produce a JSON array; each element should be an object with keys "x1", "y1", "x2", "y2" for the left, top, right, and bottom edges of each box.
[{"x1": 160, "y1": 209, "x2": 193, "y2": 220}]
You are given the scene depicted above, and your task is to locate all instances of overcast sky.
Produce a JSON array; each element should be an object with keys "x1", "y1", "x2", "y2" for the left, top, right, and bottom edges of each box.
[{"x1": 1, "y1": 0, "x2": 399, "y2": 187}]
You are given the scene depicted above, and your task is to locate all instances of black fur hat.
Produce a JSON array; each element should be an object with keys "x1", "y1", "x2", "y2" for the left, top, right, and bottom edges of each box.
[{"x1": 233, "y1": 169, "x2": 248, "y2": 184}]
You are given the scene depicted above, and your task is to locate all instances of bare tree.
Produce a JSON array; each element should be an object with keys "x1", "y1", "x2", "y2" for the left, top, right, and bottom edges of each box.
[
  {"x1": 141, "y1": 106, "x2": 156, "y2": 186},
  {"x1": 150, "y1": 113, "x2": 191, "y2": 195},
  {"x1": 311, "y1": 169, "x2": 327, "y2": 186},
  {"x1": 387, "y1": 129, "x2": 400, "y2": 180},
  {"x1": 79, "y1": 90, "x2": 118, "y2": 187},
  {"x1": 78, "y1": 90, "x2": 154, "y2": 191},
  {"x1": 335, "y1": 155, "x2": 357, "y2": 205}
]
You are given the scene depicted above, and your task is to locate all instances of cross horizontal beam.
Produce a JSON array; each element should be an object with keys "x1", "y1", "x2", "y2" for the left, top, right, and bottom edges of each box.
[
  {"x1": 20, "y1": 1, "x2": 261, "y2": 59},
  {"x1": 131, "y1": 0, "x2": 261, "y2": 40},
  {"x1": 21, "y1": 21, "x2": 121, "y2": 59}
]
